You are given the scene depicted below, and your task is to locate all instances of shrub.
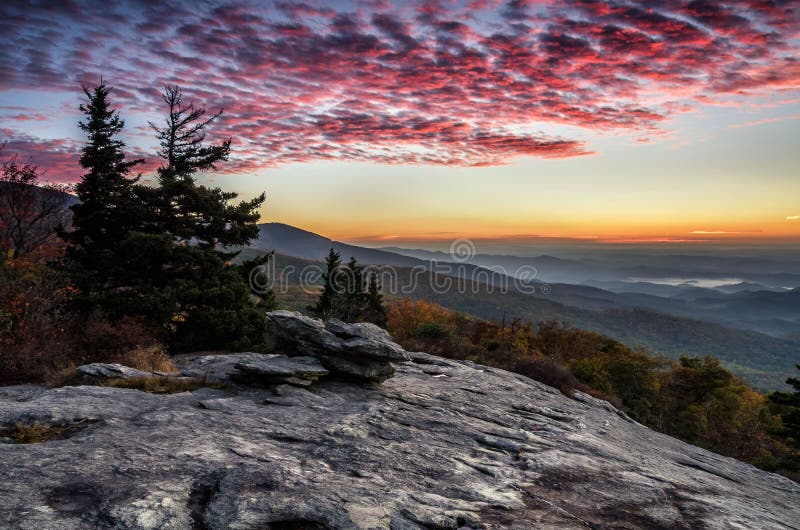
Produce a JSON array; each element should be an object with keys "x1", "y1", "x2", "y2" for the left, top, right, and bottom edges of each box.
[
  {"x1": 77, "y1": 311, "x2": 163, "y2": 363},
  {"x1": 0, "y1": 245, "x2": 75, "y2": 385},
  {"x1": 513, "y1": 357, "x2": 582, "y2": 397},
  {"x1": 413, "y1": 322, "x2": 451, "y2": 340},
  {"x1": 0, "y1": 304, "x2": 167, "y2": 386},
  {"x1": 0, "y1": 334, "x2": 76, "y2": 386},
  {"x1": 387, "y1": 298, "x2": 454, "y2": 341}
]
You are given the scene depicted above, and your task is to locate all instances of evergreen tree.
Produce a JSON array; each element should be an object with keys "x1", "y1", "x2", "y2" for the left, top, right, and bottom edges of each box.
[
  {"x1": 141, "y1": 85, "x2": 265, "y2": 247},
  {"x1": 341, "y1": 257, "x2": 366, "y2": 322},
  {"x1": 63, "y1": 83, "x2": 143, "y2": 305},
  {"x1": 125, "y1": 85, "x2": 270, "y2": 351},
  {"x1": 770, "y1": 364, "x2": 800, "y2": 453},
  {"x1": 309, "y1": 250, "x2": 387, "y2": 326},
  {"x1": 64, "y1": 83, "x2": 272, "y2": 350},
  {"x1": 364, "y1": 273, "x2": 387, "y2": 327},
  {"x1": 309, "y1": 248, "x2": 344, "y2": 319}
]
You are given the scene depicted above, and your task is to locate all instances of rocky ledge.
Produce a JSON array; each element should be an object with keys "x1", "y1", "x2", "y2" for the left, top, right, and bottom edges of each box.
[
  {"x1": 0, "y1": 314, "x2": 798, "y2": 529},
  {"x1": 265, "y1": 310, "x2": 410, "y2": 382}
]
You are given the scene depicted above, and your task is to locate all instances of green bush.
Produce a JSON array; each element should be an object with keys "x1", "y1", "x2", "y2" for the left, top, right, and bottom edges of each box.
[{"x1": 414, "y1": 322, "x2": 451, "y2": 340}]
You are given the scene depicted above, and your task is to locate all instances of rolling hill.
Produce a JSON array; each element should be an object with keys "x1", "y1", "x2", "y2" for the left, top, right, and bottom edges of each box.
[{"x1": 239, "y1": 227, "x2": 800, "y2": 390}]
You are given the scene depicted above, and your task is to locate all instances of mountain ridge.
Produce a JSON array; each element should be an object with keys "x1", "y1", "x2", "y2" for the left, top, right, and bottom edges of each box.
[{"x1": 254, "y1": 224, "x2": 800, "y2": 389}]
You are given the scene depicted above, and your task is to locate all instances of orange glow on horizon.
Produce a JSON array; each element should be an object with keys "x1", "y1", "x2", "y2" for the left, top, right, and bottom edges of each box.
[
  {"x1": 309, "y1": 225, "x2": 800, "y2": 246},
  {"x1": 298, "y1": 220, "x2": 800, "y2": 245}
]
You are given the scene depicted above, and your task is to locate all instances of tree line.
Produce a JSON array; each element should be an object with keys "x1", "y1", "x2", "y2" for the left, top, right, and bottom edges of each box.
[
  {"x1": 308, "y1": 248, "x2": 387, "y2": 326},
  {"x1": 63, "y1": 83, "x2": 274, "y2": 352}
]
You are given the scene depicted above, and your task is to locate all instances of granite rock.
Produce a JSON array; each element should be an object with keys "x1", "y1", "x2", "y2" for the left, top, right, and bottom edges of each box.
[
  {"x1": 0, "y1": 353, "x2": 797, "y2": 529},
  {"x1": 265, "y1": 311, "x2": 409, "y2": 382}
]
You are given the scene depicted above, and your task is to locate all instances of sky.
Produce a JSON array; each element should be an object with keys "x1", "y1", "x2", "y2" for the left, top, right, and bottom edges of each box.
[{"x1": 1, "y1": 0, "x2": 799, "y2": 245}]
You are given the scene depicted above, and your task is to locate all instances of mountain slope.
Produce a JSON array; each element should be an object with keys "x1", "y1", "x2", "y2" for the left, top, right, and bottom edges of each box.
[
  {"x1": 252, "y1": 223, "x2": 427, "y2": 267},
  {"x1": 397, "y1": 269, "x2": 800, "y2": 390}
]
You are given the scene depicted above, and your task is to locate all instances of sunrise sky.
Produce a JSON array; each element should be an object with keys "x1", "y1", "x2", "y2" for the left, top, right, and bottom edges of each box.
[{"x1": 1, "y1": 0, "x2": 799, "y2": 244}]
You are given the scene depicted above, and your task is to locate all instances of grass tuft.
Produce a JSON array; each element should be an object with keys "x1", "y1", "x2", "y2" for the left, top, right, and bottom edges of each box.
[
  {"x1": 1, "y1": 419, "x2": 98, "y2": 444},
  {"x1": 102, "y1": 376, "x2": 228, "y2": 394},
  {"x1": 117, "y1": 345, "x2": 178, "y2": 374}
]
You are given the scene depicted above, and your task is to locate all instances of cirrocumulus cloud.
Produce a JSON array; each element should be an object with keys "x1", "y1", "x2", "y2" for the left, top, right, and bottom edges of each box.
[{"x1": 1, "y1": 0, "x2": 799, "y2": 179}]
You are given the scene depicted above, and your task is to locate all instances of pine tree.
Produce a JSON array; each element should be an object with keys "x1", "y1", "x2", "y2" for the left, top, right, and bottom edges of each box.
[
  {"x1": 770, "y1": 364, "x2": 800, "y2": 452},
  {"x1": 341, "y1": 257, "x2": 366, "y2": 322},
  {"x1": 365, "y1": 273, "x2": 388, "y2": 327},
  {"x1": 309, "y1": 251, "x2": 387, "y2": 326},
  {"x1": 64, "y1": 83, "x2": 271, "y2": 350},
  {"x1": 124, "y1": 85, "x2": 271, "y2": 351},
  {"x1": 64, "y1": 83, "x2": 143, "y2": 305},
  {"x1": 309, "y1": 248, "x2": 344, "y2": 319},
  {"x1": 142, "y1": 86, "x2": 264, "y2": 247}
]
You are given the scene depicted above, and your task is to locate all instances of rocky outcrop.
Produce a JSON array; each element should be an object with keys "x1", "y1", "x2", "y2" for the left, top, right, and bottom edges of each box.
[
  {"x1": 75, "y1": 311, "x2": 409, "y2": 388},
  {"x1": 265, "y1": 311, "x2": 410, "y2": 382},
  {"x1": 0, "y1": 346, "x2": 798, "y2": 529}
]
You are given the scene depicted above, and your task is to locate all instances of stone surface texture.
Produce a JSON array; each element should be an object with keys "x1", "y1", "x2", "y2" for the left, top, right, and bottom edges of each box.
[
  {"x1": 1, "y1": 346, "x2": 798, "y2": 529},
  {"x1": 176, "y1": 352, "x2": 329, "y2": 386}
]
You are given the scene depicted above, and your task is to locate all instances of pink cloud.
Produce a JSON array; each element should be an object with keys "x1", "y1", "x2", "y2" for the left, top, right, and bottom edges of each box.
[
  {"x1": 0, "y1": 0, "x2": 797, "y2": 174},
  {"x1": 1, "y1": 129, "x2": 82, "y2": 183},
  {"x1": 729, "y1": 114, "x2": 800, "y2": 128}
]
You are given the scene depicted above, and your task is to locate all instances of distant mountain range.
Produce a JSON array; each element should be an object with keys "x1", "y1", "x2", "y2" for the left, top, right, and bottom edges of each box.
[
  {"x1": 251, "y1": 223, "x2": 800, "y2": 390},
  {"x1": 254, "y1": 223, "x2": 800, "y2": 339},
  {"x1": 380, "y1": 246, "x2": 800, "y2": 288},
  {"x1": 375, "y1": 244, "x2": 800, "y2": 339}
]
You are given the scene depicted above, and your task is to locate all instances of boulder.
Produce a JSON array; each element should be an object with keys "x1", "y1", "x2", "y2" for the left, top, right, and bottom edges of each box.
[
  {"x1": 176, "y1": 353, "x2": 328, "y2": 387},
  {"x1": 76, "y1": 363, "x2": 155, "y2": 381},
  {"x1": 265, "y1": 311, "x2": 409, "y2": 382}
]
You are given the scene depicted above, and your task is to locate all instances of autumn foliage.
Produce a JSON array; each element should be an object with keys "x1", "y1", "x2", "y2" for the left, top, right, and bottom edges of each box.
[
  {"x1": 0, "y1": 153, "x2": 166, "y2": 384},
  {"x1": 387, "y1": 298, "x2": 795, "y2": 471}
]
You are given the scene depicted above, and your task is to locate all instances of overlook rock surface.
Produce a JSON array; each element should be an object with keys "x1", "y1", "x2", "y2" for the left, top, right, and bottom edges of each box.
[{"x1": 0, "y1": 317, "x2": 798, "y2": 529}]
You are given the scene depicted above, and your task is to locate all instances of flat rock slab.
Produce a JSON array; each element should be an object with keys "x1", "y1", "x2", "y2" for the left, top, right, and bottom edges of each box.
[
  {"x1": 0, "y1": 355, "x2": 798, "y2": 529},
  {"x1": 76, "y1": 363, "x2": 155, "y2": 381},
  {"x1": 176, "y1": 353, "x2": 328, "y2": 386},
  {"x1": 235, "y1": 354, "x2": 329, "y2": 386}
]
